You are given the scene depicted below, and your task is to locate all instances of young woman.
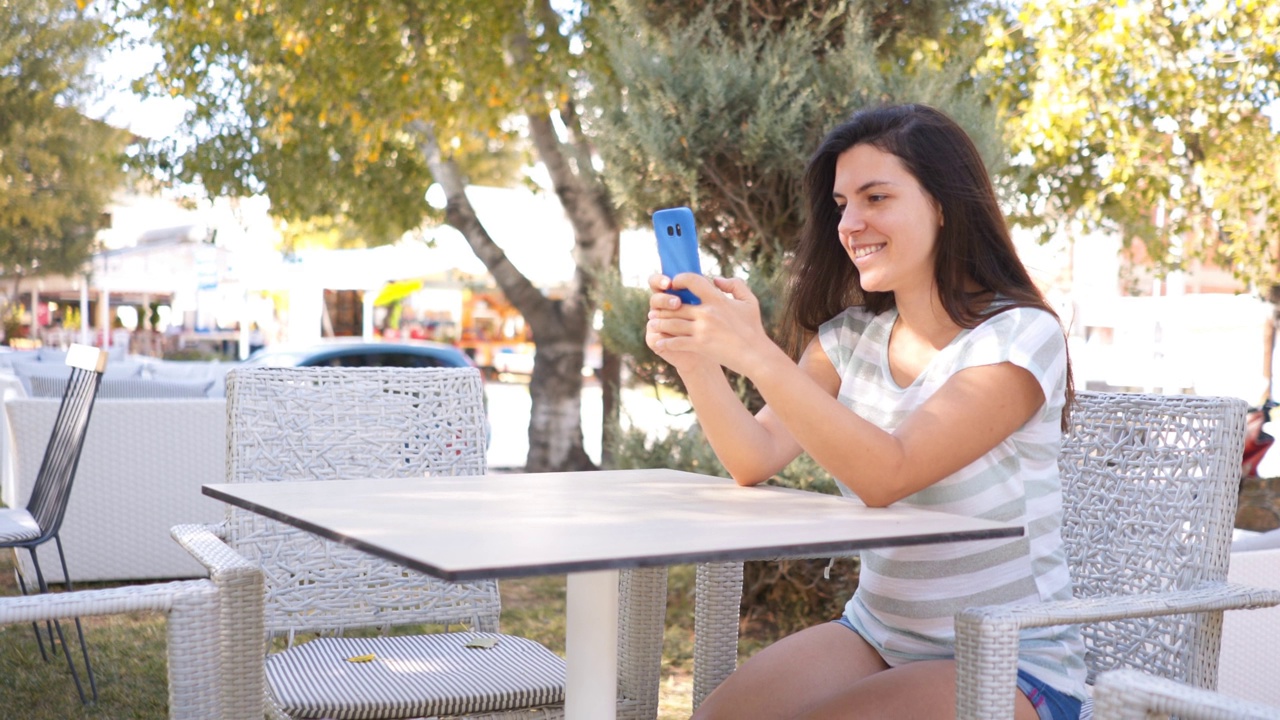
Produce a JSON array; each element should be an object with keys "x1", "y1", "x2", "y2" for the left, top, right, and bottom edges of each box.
[{"x1": 645, "y1": 104, "x2": 1087, "y2": 720}]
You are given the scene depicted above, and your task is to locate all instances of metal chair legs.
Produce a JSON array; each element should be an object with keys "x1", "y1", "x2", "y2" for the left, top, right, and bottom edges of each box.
[{"x1": 22, "y1": 538, "x2": 98, "y2": 704}]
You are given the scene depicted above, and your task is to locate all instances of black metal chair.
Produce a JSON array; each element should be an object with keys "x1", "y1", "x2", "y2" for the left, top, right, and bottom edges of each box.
[{"x1": 0, "y1": 343, "x2": 108, "y2": 703}]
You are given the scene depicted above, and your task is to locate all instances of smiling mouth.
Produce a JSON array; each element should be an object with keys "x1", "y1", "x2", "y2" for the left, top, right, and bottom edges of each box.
[{"x1": 853, "y1": 244, "x2": 886, "y2": 259}]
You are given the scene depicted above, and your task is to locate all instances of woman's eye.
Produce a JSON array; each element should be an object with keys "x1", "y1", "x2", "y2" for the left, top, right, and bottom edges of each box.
[{"x1": 868, "y1": 194, "x2": 887, "y2": 203}]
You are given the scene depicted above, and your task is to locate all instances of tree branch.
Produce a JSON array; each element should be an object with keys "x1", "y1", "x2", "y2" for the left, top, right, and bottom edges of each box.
[{"x1": 413, "y1": 121, "x2": 548, "y2": 320}]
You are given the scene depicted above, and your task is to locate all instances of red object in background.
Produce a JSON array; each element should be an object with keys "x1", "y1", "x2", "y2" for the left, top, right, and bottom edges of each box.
[{"x1": 1242, "y1": 400, "x2": 1277, "y2": 478}]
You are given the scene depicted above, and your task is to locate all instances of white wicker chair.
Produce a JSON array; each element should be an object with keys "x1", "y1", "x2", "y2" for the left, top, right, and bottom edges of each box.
[
  {"x1": 172, "y1": 366, "x2": 666, "y2": 720},
  {"x1": 955, "y1": 392, "x2": 1280, "y2": 717},
  {"x1": 687, "y1": 392, "x2": 1280, "y2": 715},
  {"x1": 1092, "y1": 669, "x2": 1280, "y2": 720},
  {"x1": 0, "y1": 579, "x2": 258, "y2": 720}
]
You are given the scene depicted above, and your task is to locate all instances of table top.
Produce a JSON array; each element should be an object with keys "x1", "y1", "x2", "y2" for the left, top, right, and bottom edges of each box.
[{"x1": 204, "y1": 468, "x2": 1023, "y2": 581}]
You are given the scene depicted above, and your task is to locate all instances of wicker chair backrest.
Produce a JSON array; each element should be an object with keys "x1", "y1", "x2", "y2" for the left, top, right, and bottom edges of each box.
[
  {"x1": 1059, "y1": 391, "x2": 1247, "y2": 685},
  {"x1": 223, "y1": 366, "x2": 500, "y2": 639}
]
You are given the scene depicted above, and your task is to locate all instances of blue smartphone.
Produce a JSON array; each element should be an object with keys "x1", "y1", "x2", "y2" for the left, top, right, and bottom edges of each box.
[{"x1": 653, "y1": 206, "x2": 702, "y2": 305}]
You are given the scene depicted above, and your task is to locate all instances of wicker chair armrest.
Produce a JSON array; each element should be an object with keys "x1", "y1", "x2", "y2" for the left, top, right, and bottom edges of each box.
[
  {"x1": 954, "y1": 583, "x2": 1280, "y2": 720},
  {"x1": 1093, "y1": 668, "x2": 1280, "y2": 720},
  {"x1": 961, "y1": 583, "x2": 1280, "y2": 632},
  {"x1": 0, "y1": 580, "x2": 236, "y2": 720},
  {"x1": 170, "y1": 522, "x2": 243, "y2": 573},
  {"x1": 170, "y1": 523, "x2": 266, "y2": 719}
]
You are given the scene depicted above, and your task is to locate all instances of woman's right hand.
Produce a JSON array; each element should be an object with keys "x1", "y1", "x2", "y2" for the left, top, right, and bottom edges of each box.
[{"x1": 646, "y1": 273, "x2": 714, "y2": 373}]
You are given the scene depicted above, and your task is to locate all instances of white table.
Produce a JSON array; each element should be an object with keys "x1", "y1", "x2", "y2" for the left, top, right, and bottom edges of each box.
[{"x1": 204, "y1": 468, "x2": 1022, "y2": 720}]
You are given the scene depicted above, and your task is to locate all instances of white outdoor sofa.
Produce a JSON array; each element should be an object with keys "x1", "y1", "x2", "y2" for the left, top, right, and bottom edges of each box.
[
  {"x1": 5, "y1": 397, "x2": 226, "y2": 583},
  {"x1": 1219, "y1": 529, "x2": 1280, "y2": 705}
]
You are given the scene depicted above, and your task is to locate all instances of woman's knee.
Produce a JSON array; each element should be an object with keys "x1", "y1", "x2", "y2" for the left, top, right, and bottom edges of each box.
[{"x1": 691, "y1": 621, "x2": 887, "y2": 719}]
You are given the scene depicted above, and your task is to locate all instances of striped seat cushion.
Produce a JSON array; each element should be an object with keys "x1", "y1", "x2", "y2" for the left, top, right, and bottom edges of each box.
[
  {"x1": 266, "y1": 632, "x2": 566, "y2": 719},
  {"x1": 0, "y1": 508, "x2": 41, "y2": 543}
]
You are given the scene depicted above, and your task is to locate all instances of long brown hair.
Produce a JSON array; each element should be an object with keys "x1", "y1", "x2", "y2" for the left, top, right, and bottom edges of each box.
[{"x1": 784, "y1": 103, "x2": 1074, "y2": 426}]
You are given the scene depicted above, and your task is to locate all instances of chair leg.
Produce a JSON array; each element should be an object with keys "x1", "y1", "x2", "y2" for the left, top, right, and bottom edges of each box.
[
  {"x1": 53, "y1": 536, "x2": 97, "y2": 704},
  {"x1": 28, "y1": 542, "x2": 96, "y2": 705},
  {"x1": 15, "y1": 555, "x2": 54, "y2": 662}
]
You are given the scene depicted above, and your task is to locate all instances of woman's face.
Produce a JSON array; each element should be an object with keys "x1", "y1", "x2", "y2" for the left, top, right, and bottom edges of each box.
[{"x1": 832, "y1": 143, "x2": 942, "y2": 295}]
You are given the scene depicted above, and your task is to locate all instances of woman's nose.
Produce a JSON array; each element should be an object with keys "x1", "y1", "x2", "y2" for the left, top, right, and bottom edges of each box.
[{"x1": 838, "y1": 206, "x2": 865, "y2": 241}]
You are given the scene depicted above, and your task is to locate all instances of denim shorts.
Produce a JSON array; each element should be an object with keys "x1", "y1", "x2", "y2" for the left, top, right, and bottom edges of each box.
[
  {"x1": 1016, "y1": 668, "x2": 1083, "y2": 720},
  {"x1": 831, "y1": 617, "x2": 1083, "y2": 720}
]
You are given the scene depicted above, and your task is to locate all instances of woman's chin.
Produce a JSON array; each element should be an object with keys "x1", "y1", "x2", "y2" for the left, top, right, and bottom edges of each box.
[{"x1": 857, "y1": 274, "x2": 887, "y2": 293}]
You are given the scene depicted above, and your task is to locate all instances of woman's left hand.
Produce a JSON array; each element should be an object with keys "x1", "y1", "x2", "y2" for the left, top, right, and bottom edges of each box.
[{"x1": 646, "y1": 275, "x2": 776, "y2": 378}]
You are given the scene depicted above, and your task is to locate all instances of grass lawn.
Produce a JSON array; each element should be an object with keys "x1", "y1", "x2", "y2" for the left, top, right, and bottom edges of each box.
[{"x1": 0, "y1": 552, "x2": 774, "y2": 719}]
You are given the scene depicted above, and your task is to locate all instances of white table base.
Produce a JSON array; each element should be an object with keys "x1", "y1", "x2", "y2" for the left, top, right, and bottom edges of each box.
[{"x1": 565, "y1": 570, "x2": 620, "y2": 720}]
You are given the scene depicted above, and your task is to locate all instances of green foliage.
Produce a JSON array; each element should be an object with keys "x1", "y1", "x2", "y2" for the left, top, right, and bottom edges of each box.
[
  {"x1": 613, "y1": 0, "x2": 971, "y2": 68},
  {"x1": 125, "y1": 0, "x2": 537, "y2": 244},
  {"x1": 980, "y1": 0, "x2": 1280, "y2": 288},
  {"x1": 596, "y1": 269, "x2": 675, "y2": 388},
  {"x1": 0, "y1": 0, "x2": 103, "y2": 133},
  {"x1": 588, "y1": 0, "x2": 1002, "y2": 267},
  {"x1": 0, "y1": 0, "x2": 125, "y2": 289}
]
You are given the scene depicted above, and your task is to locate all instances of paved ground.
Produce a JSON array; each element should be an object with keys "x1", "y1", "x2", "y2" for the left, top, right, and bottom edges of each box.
[{"x1": 485, "y1": 379, "x2": 695, "y2": 470}]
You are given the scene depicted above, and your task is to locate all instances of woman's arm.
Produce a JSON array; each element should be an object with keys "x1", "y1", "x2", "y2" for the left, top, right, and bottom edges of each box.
[
  {"x1": 647, "y1": 273, "x2": 837, "y2": 485},
  {"x1": 673, "y1": 338, "x2": 842, "y2": 486},
  {"x1": 746, "y1": 343, "x2": 1043, "y2": 506},
  {"x1": 649, "y1": 274, "x2": 1044, "y2": 506}
]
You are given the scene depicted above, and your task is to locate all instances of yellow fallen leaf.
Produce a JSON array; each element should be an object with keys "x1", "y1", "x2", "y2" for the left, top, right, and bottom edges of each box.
[{"x1": 346, "y1": 653, "x2": 376, "y2": 663}]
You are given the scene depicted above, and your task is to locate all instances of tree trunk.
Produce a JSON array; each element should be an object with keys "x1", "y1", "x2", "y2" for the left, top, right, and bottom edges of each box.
[
  {"x1": 412, "y1": 2, "x2": 621, "y2": 472},
  {"x1": 600, "y1": 347, "x2": 623, "y2": 468},
  {"x1": 418, "y1": 122, "x2": 599, "y2": 472},
  {"x1": 1264, "y1": 284, "x2": 1280, "y2": 404},
  {"x1": 529, "y1": 328, "x2": 594, "y2": 472}
]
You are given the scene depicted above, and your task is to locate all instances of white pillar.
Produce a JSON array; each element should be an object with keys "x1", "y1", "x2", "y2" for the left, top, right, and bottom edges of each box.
[
  {"x1": 79, "y1": 279, "x2": 90, "y2": 346},
  {"x1": 28, "y1": 288, "x2": 38, "y2": 345},
  {"x1": 362, "y1": 290, "x2": 375, "y2": 340},
  {"x1": 239, "y1": 288, "x2": 251, "y2": 360},
  {"x1": 99, "y1": 286, "x2": 111, "y2": 349},
  {"x1": 564, "y1": 570, "x2": 619, "y2": 720}
]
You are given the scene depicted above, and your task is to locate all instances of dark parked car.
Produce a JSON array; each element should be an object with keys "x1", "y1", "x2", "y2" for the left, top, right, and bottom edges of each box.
[
  {"x1": 241, "y1": 338, "x2": 490, "y2": 447},
  {"x1": 242, "y1": 338, "x2": 476, "y2": 369}
]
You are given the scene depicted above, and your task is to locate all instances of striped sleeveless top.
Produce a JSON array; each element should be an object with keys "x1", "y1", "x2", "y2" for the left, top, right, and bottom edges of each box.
[{"x1": 817, "y1": 304, "x2": 1088, "y2": 699}]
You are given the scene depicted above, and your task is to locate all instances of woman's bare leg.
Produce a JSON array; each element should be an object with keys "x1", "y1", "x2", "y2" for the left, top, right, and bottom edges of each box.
[
  {"x1": 691, "y1": 623, "x2": 888, "y2": 720},
  {"x1": 798, "y1": 659, "x2": 1041, "y2": 720},
  {"x1": 692, "y1": 624, "x2": 1041, "y2": 720}
]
